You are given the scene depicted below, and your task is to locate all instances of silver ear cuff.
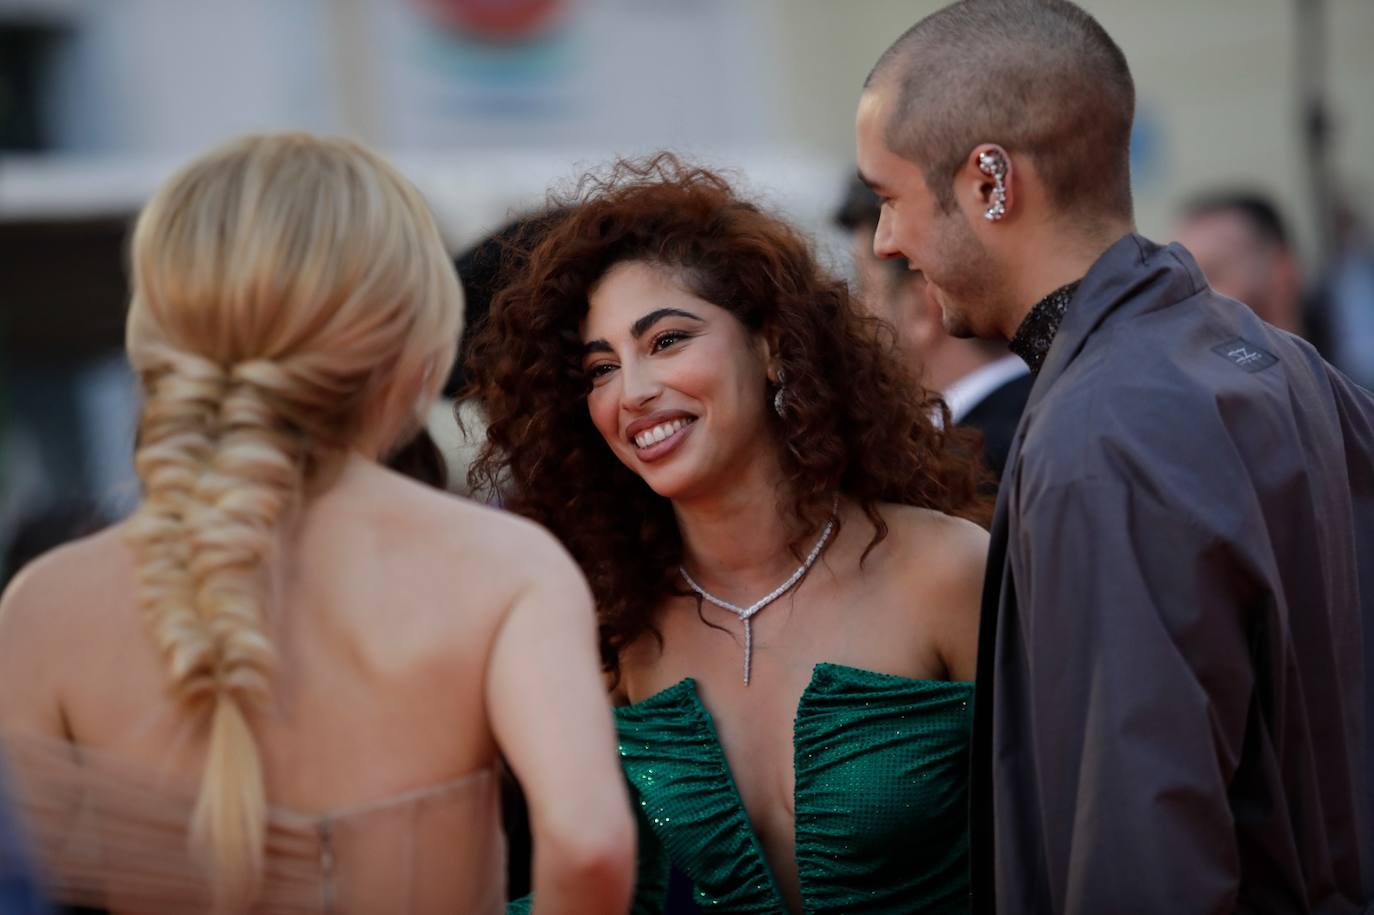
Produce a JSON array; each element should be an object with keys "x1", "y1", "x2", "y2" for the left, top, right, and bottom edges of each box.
[{"x1": 979, "y1": 150, "x2": 1008, "y2": 221}]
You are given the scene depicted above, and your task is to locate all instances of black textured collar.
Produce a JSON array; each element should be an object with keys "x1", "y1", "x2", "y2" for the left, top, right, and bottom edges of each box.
[{"x1": 1009, "y1": 280, "x2": 1082, "y2": 373}]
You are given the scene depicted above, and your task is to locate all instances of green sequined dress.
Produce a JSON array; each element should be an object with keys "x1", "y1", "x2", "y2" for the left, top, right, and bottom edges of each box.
[{"x1": 512, "y1": 662, "x2": 972, "y2": 914}]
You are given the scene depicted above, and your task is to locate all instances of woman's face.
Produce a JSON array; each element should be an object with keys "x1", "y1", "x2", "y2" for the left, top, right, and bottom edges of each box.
[{"x1": 581, "y1": 260, "x2": 775, "y2": 502}]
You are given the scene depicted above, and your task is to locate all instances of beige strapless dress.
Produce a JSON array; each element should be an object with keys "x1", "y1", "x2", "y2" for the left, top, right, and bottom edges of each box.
[{"x1": 1, "y1": 733, "x2": 506, "y2": 914}]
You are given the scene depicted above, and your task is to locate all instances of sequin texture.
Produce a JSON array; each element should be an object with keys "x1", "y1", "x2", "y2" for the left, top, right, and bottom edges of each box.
[
  {"x1": 611, "y1": 664, "x2": 972, "y2": 913},
  {"x1": 1009, "y1": 280, "x2": 1081, "y2": 373}
]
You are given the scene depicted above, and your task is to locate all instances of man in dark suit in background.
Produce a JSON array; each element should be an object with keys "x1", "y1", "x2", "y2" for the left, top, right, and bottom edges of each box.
[
  {"x1": 834, "y1": 177, "x2": 1030, "y2": 479},
  {"x1": 858, "y1": 0, "x2": 1374, "y2": 911}
]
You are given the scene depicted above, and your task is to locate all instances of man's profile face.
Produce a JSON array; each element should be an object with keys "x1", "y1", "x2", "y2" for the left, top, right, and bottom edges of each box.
[{"x1": 855, "y1": 87, "x2": 1000, "y2": 339}]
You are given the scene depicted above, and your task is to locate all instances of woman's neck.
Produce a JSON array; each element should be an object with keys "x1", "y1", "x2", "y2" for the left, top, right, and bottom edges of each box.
[{"x1": 672, "y1": 466, "x2": 828, "y2": 604}]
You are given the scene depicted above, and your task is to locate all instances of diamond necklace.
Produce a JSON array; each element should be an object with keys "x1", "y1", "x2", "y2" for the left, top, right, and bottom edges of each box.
[{"x1": 678, "y1": 503, "x2": 839, "y2": 686}]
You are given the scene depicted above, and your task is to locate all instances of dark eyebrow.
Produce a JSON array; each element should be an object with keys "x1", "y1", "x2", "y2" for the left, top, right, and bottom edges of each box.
[
  {"x1": 631, "y1": 307, "x2": 703, "y2": 340},
  {"x1": 582, "y1": 307, "x2": 703, "y2": 357}
]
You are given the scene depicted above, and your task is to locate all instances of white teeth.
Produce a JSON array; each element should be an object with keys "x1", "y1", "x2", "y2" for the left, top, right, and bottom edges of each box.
[{"x1": 633, "y1": 418, "x2": 693, "y2": 449}]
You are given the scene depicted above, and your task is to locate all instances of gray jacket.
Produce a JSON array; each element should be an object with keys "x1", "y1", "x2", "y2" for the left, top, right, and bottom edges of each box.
[{"x1": 970, "y1": 233, "x2": 1374, "y2": 913}]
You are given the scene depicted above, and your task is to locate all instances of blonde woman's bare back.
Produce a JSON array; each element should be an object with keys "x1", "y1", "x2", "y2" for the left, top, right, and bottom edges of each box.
[{"x1": 0, "y1": 457, "x2": 629, "y2": 913}]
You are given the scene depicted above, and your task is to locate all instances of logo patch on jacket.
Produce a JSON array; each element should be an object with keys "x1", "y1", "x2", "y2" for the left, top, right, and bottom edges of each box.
[{"x1": 1212, "y1": 338, "x2": 1278, "y2": 373}]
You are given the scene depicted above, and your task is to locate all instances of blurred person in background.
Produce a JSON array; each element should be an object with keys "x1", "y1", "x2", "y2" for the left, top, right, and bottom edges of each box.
[
  {"x1": 1173, "y1": 191, "x2": 1306, "y2": 336},
  {"x1": 836, "y1": 176, "x2": 1030, "y2": 479},
  {"x1": 858, "y1": 0, "x2": 1374, "y2": 911},
  {"x1": 0, "y1": 133, "x2": 633, "y2": 914},
  {"x1": 428, "y1": 209, "x2": 573, "y2": 506},
  {"x1": 1324, "y1": 205, "x2": 1374, "y2": 392},
  {"x1": 0, "y1": 377, "x2": 106, "y2": 588},
  {"x1": 470, "y1": 154, "x2": 989, "y2": 914},
  {"x1": 0, "y1": 422, "x2": 49, "y2": 585}
]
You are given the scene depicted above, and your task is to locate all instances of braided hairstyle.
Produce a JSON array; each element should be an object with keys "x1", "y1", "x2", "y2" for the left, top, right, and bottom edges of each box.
[{"x1": 123, "y1": 133, "x2": 461, "y2": 911}]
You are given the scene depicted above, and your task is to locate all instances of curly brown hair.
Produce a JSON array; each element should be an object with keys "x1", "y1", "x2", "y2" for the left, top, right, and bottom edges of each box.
[{"x1": 466, "y1": 154, "x2": 989, "y2": 676}]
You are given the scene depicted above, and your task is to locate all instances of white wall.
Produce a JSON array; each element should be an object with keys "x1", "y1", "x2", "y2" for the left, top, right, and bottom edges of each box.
[{"x1": 44, "y1": 0, "x2": 330, "y2": 155}]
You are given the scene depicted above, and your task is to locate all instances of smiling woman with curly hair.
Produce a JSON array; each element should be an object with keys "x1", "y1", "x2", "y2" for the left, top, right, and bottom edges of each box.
[{"x1": 469, "y1": 153, "x2": 989, "y2": 913}]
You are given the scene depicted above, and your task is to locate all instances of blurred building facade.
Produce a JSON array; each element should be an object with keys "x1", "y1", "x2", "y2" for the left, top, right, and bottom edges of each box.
[{"x1": 1, "y1": 0, "x2": 1373, "y2": 584}]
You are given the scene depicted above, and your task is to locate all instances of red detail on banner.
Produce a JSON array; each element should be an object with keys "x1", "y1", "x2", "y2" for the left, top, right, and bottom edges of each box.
[{"x1": 415, "y1": 0, "x2": 569, "y2": 42}]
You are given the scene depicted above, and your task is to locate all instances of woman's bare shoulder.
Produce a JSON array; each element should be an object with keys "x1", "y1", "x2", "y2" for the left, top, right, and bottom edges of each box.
[
  {"x1": 425, "y1": 494, "x2": 580, "y2": 585},
  {"x1": 873, "y1": 502, "x2": 989, "y2": 582},
  {"x1": 361, "y1": 474, "x2": 589, "y2": 628},
  {"x1": 872, "y1": 503, "x2": 986, "y2": 681},
  {"x1": 0, "y1": 524, "x2": 136, "y2": 726},
  {"x1": 0, "y1": 524, "x2": 133, "y2": 638}
]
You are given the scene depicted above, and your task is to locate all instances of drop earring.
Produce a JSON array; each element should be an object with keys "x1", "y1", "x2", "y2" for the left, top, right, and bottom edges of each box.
[
  {"x1": 773, "y1": 368, "x2": 787, "y2": 417},
  {"x1": 978, "y1": 149, "x2": 1008, "y2": 221}
]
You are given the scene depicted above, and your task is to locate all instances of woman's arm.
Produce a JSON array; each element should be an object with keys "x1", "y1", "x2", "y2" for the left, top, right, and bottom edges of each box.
[
  {"x1": 508, "y1": 788, "x2": 670, "y2": 915},
  {"x1": 924, "y1": 515, "x2": 987, "y2": 683},
  {"x1": 485, "y1": 532, "x2": 636, "y2": 915}
]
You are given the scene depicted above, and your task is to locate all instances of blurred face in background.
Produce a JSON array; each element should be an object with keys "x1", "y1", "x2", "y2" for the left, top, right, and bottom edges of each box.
[
  {"x1": 849, "y1": 221, "x2": 891, "y2": 314},
  {"x1": 847, "y1": 222, "x2": 936, "y2": 370},
  {"x1": 1175, "y1": 210, "x2": 1303, "y2": 335}
]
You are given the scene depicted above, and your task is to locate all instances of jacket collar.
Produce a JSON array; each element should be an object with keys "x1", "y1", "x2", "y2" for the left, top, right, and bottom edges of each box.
[{"x1": 1022, "y1": 233, "x2": 1206, "y2": 415}]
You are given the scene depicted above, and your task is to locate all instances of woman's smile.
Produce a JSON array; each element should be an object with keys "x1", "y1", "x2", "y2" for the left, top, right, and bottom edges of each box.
[
  {"x1": 627, "y1": 413, "x2": 699, "y2": 461},
  {"x1": 581, "y1": 260, "x2": 775, "y2": 499}
]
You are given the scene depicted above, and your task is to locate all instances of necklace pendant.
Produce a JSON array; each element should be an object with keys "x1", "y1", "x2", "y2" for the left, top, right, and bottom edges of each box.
[
  {"x1": 742, "y1": 617, "x2": 752, "y2": 686},
  {"x1": 678, "y1": 501, "x2": 839, "y2": 687}
]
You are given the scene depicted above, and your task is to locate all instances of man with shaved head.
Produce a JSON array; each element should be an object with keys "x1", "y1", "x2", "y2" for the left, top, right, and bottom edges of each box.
[{"x1": 857, "y1": 1, "x2": 1374, "y2": 911}]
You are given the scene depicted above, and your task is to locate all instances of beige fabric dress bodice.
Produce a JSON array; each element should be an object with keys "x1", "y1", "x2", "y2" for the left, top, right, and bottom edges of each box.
[{"x1": 3, "y1": 733, "x2": 506, "y2": 914}]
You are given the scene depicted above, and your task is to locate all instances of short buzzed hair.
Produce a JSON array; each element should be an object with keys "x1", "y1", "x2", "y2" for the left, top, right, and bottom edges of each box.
[{"x1": 867, "y1": 0, "x2": 1135, "y2": 223}]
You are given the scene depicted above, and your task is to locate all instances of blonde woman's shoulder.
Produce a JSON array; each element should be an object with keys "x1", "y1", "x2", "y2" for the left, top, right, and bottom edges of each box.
[
  {"x1": 443, "y1": 496, "x2": 580, "y2": 583},
  {"x1": 392, "y1": 479, "x2": 571, "y2": 570},
  {"x1": 0, "y1": 524, "x2": 134, "y2": 632},
  {"x1": 0, "y1": 524, "x2": 135, "y2": 729},
  {"x1": 359, "y1": 465, "x2": 588, "y2": 615}
]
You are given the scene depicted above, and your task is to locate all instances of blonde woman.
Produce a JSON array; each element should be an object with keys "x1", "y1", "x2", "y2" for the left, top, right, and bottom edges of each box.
[{"x1": 0, "y1": 134, "x2": 634, "y2": 914}]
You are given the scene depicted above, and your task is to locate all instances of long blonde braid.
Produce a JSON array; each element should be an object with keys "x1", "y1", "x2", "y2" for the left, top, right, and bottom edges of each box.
[{"x1": 123, "y1": 133, "x2": 462, "y2": 911}]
